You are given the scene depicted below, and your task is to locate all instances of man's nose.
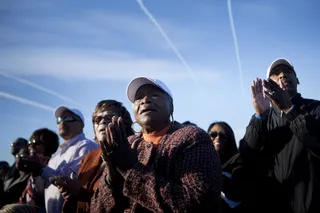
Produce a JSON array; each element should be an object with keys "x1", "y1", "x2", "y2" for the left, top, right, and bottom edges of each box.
[
  {"x1": 279, "y1": 72, "x2": 288, "y2": 79},
  {"x1": 141, "y1": 96, "x2": 151, "y2": 104}
]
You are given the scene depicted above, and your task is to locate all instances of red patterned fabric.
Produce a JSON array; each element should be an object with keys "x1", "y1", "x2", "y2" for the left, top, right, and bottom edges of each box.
[
  {"x1": 90, "y1": 123, "x2": 222, "y2": 213},
  {"x1": 19, "y1": 177, "x2": 34, "y2": 205}
]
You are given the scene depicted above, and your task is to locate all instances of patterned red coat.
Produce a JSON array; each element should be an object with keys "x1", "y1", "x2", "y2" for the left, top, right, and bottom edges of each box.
[{"x1": 90, "y1": 123, "x2": 222, "y2": 213}]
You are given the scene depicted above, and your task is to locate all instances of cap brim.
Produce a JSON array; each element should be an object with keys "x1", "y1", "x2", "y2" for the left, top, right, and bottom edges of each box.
[
  {"x1": 127, "y1": 77, "x2": 158, "y2": 103},
  {"x1": 267, "y1": 59, "x2": 294, "y2": 78}
]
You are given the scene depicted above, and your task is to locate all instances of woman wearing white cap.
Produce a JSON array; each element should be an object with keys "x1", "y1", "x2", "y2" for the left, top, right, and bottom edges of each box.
[{"x1": 90, "y1": 77, "x2": 222, "y2": 213}]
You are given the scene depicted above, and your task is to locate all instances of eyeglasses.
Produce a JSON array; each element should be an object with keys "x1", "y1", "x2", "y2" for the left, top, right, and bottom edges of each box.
[
  {"x1": 209, "y1": 132, "x2": 227, "y2": 140},
  {"x1": 93, "y1": 114, "x2": 115, "y2": 124},
  {"x1": 28, "y1": 139, "x2": 44, "y2": 146},
  {"x1": 56, "y1": 116, "x2": 80, "y2": 125}
]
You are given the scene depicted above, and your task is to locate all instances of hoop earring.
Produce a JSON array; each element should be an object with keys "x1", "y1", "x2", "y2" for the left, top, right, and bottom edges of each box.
[
  {"x1": 131, "y1": 121, "x2": 142, "y2": 134},
  {"x1": 170, "y1": 114, "x2": 175, "y2": 125}
]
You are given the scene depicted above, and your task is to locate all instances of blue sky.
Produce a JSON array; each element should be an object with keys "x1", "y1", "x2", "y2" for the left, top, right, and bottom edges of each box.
[{"x1": 1, "y1": 0, "x2": 320, "y2": 164}]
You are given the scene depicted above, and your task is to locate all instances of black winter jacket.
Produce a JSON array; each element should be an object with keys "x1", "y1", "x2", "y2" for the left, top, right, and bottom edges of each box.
[{"x1": 240, "y1": 94, "x2": 320, "y2": 213}]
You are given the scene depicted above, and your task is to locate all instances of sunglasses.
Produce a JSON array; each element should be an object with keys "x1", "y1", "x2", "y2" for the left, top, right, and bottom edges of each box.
[
  {"x1": 209, "y1": 132, "x2": 228, "y2": 139},
  {"x1": 93, "y1": 114, "x2": 115, "y2": 124},
  {"x1": 57, "y1": 116, "x2": 80, "y2": 125},
  {"x1": 28, "y1": 139, "x2": 44, "y2": 146}
]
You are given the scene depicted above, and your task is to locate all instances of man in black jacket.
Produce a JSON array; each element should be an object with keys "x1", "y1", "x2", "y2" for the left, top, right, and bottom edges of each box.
[
  {"x1": 1, "y1": 138, "x2": 28, "y2": 207},
  {"x1": 240, "y1": 58, "x2": 320, "y2": 213}
]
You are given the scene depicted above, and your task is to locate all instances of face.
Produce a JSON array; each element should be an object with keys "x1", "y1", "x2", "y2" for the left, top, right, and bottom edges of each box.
[
  {"x1": 133, "y1": 85, "x2": 172, "y2": 128},
  {"x1": 15, "y1": 148, "x2": 29, "y2": 170},
  {"x1": 28, "y1": 138, "x2": 45, "y2": 156},
  {"x1": 28, "y1": 139, "x2": 49, "y2": 164},
  {"x1": 93, "y1": 106, "x2": 119, "y2": 143},
  {"x1": 209, "y1": 124, "x2": 228, "y2": 152},
  {"x1": 11, "y1": 139, "x2": 27, "y2": 156},
  {"x1": 57, "y1": 110, "x2": 83, "y2": 140},
  {"x1": 269, "y1": 65, "x2": 298, "y2": 96}
]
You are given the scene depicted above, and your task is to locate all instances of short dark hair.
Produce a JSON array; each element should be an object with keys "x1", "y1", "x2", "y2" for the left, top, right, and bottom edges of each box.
[
  {"x1": 93, "y1": 100, "x2": 134, "y2": 137},
  {"x1": 14, "y1": 138, "x2": 28, "y2": 147},
  {"x1": 29, "y1": 128, "x2": 59, "y2": 157},
  {"x1": 182, "y1": 121, "x2": 197, "y2": 126}
]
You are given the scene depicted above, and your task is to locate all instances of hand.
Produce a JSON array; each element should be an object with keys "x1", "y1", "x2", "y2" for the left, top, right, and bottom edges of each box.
[
  {"x1": 19, "y1": 153, "x2": 46, "y2": 174},
  {"x1": 49, "y1": 176, "x2": 81, "y2": 200},
  {"x1": 263, "y1": 78, "x2": 292, "y2": 112},
  {"x1": 102, "y1": 116, "x2": 138, "y2": 178},
  {"x1": 103, "y1": 159, "x2": 123, "y2": 187},
  {"x1": 251, "y1": 78, "x2": 270, "y2": 116}
]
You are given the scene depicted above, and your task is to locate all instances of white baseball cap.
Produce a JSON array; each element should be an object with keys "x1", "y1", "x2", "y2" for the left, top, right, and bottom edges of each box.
[
  {"x1": 127, "y1": 76, "x2": 173, "y2": 103},
  {"x1": 54, "y1": 106, "x2": 85, "y2": 124},
  {"x1": 267, "y1": 58, "x2": 295, "y2": 78}
]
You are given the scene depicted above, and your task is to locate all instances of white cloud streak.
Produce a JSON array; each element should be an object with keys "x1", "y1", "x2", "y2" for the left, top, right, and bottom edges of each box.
[
  {"x1": 0, "y1": 72, "x2": 84, "y2": 108},
  {"x1": 227, "y1": 0, "x2": 244, "y2": 96},
  {"x1": 0, "y1": 91, "x2": 55, "y2": 112},
  {"x1": 0, "y1": 48, "x2": 219, "y2": 83},
  {"x1": 136, "y1": 0, "x2": 198, "y2": 83}
]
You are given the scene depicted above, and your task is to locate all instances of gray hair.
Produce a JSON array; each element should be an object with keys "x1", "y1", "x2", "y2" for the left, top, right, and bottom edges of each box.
[{"x1": 0, "y1": 204, "x2": 37, "y2": 213}]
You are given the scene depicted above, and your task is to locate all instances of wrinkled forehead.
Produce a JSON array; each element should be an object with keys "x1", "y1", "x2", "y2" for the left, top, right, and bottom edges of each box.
[
  {"x1": 95, "y1": 105, "x2": 121, "y2": 117},
  {"x1": 95, "y1": 109, "x2": 119, "y2": 117},
  {"x1": 135, "y1": 84, "x2": 169, "y2": 99}
]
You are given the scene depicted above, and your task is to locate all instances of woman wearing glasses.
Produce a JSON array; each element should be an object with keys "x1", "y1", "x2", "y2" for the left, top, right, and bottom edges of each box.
[
  {"x1": 19, "y1": 128, "x2": 59, "y2": 213},
  {"x1": 207, "y1": 122, "x2": 255, "y2": 213},
  {"x1": 208, "y1": 122, "x2": 238, "y2": 165},
  {"x1": 56, "y1": 100, "x2": 134, "y2": 213}
]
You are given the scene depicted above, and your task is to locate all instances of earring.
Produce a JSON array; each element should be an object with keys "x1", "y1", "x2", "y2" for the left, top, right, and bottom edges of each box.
[
  {"x1": 170, "y1": 114, "x2": 175, "y2": 125},
  {"x1": 131, "y1": 121, "x2": 142, "y2": 134}
]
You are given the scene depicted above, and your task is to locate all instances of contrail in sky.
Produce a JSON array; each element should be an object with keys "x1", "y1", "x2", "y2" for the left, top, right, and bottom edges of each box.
[
  {"x1": 227, "y1": 0, "x2": 244, "y2": 95},
  {"x1": 0, "y1": 91, "x2": 55, "y2": 112},
  {"x1": 136, "y1": 0, "x2": 197, "y2": 83},
  {"x1": 0, "y1": 72, "x2": 84, "y2": 107}
]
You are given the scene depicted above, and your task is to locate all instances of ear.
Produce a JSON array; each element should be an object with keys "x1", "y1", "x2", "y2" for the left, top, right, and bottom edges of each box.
[{"x1": 297, "y1": 78, "x2": 300, "y2": 85}]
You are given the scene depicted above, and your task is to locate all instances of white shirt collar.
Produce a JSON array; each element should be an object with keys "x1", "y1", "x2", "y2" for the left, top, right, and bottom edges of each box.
[{"x1": 60, "y1": 133, "x2": 86, "y2": 153}]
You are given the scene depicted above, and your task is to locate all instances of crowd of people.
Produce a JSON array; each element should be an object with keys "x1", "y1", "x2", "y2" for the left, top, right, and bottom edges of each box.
[{"x1": 0, "y1": 58, "x2": 319, "y2": 213}]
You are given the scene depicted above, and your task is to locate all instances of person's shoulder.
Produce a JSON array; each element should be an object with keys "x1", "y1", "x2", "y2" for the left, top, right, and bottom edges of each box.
[
  {"x1": 300, "y1": 96, "x2": 320, "y2": 114},
  {"x1": 301, "y1": 96, "x2": 320, "y2": 106},
  {"x1": 79, "y1": 148, "x2": 102, "y2": 173},
  {"x1": 81, "y1": 138, "x2": 99, "y2": 148},
  {"x1": 83, "y1": 147, "x2": 101, "y2": 158},
  {"x1": 128, "y1": 134, "x2": 143, "y2": 145},
  {"x1": 173, "y1": 123, "x2": 211, "y2": 143}
]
